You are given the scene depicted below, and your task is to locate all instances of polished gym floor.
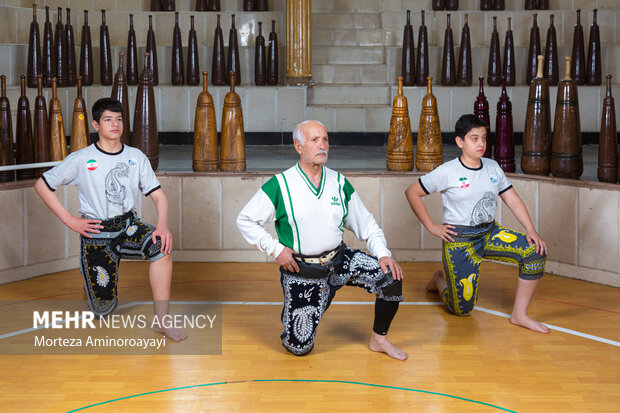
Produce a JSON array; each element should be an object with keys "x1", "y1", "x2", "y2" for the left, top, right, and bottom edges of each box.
[{"x1": 0, "y1": 261, "x2": 618, "y2": 412}]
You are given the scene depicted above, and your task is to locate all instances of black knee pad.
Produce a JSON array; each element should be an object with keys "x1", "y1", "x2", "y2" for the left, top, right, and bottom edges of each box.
[{"x1": 379, "y1": 275, "x2": 402, "y2": 298}]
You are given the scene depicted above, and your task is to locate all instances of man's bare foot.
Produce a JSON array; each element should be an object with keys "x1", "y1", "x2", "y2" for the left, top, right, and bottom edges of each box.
[
  {"x1": 426, "y1": 270, "x2": 446, "y2": 293},
  {"x1": 154, "y1": 326, "x2": 188, "y2": 342},
  {"x1": 509, "y1": 314, "x2": 549, "y2": 334},
  {"x1": 369, "y1": 333, "x2": 408, "y2": 360}
]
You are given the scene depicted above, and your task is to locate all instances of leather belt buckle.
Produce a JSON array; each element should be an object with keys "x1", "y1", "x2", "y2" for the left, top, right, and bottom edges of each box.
[{"x1": 303, "y1": 248, "x2": 338, "y2": 266}]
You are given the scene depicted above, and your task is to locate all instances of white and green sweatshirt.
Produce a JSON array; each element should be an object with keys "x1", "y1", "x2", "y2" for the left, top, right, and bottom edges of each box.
[{"x1": 237, "y1": 163, "x2": 391, "y2": 259}]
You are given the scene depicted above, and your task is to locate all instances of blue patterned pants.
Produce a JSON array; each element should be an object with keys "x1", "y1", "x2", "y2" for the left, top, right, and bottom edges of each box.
[{"x1": 441, "y1": 221, "x2": 546, "y2": 316}]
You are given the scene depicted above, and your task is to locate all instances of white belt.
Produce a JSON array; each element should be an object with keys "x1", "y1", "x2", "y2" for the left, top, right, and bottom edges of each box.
[{"x1": 296, "y1": 248, "x2": 339, "y2": 265}]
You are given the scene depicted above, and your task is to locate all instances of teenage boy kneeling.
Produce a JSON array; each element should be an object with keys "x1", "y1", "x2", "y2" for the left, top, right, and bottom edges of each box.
[{"x1": 405, "y1": 114, "x2": 548, "y2": 333}]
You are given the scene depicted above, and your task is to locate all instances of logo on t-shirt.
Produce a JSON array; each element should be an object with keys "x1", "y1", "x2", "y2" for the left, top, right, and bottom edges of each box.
[
  {"x1": 128, "y1": 159, "x2": 137, "y2": 166},
  {"x1": 86, "y1": 159, "x2": 98, "y2": 171},
  {"x1": 458, "y1": 177, "x2": 470, "y2": 189},
  {"x1": 490, "y1": 176, "x2": 498, "y2": 184},
  {"x1": 330, "y1": 196, "x2": 341, "y2": 206}
]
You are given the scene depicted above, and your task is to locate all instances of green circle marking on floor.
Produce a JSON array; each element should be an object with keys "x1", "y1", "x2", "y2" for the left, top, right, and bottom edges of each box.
[{"x1": 66, "y1": 379, "x2": 518, "y2": 412}]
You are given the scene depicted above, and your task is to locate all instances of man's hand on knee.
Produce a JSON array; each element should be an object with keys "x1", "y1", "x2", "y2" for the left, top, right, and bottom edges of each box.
[{"x1": 379, "y1": 256, "x2": 403, "y2": 280}]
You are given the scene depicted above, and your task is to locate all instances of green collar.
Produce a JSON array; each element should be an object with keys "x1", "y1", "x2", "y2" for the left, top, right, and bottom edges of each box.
[{"x1": 295, "y1": 163, "x2": 326, "y2": 198}]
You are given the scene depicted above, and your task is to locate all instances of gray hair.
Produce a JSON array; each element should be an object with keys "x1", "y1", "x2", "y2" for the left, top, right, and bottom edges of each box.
[{"x1": 293, "y1": 120, "x2": 326, "y2": 146}]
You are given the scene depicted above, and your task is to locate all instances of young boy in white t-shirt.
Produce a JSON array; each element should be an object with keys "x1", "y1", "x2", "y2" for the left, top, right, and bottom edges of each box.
[
  {"x1": 405, "y1": 114, "x2": 548, "y2": 333},
  {"x1": 34, "y1": 98, "x2": 186, "y2": 341}
]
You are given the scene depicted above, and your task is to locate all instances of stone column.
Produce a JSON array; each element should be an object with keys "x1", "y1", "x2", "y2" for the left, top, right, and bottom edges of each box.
[{"x1": 286, "y1": 0, "x2": 314, "y2": 86}]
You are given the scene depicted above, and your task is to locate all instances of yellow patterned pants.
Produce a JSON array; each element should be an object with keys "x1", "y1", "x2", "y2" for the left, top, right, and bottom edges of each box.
[{"x1": 441, "y1": 221, "x2": 546, "y2": 316}]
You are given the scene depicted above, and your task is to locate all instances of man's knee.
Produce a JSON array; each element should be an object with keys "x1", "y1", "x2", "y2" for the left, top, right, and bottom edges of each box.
[
  {"x1": 282, "y1": 340, "x2": 314, "y2": 356},
  {"x1": 287, "y1": 346, "x2": 314, "y2": 356},
  {"x1": 379, "y1": 274, "x2": 403, "y2": 299}
]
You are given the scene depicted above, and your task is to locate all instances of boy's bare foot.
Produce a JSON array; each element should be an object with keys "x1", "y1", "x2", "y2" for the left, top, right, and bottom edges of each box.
[
  {"x1": 426, "y1": 270, "x2": 446, "y2": 293},
  {"x1": 509, "y1": 314, "x2": 549, "y2": 334},
  {"x1": 369, "y1": 333, "x2": 408, "y2": 360}
]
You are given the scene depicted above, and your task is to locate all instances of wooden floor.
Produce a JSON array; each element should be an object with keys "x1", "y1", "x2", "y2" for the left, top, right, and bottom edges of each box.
[{"x1": 0, "y1": 261, "x2": 619, "y2": 412}]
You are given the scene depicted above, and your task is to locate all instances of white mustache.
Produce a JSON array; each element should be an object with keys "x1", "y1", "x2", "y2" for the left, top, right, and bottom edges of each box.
[{"x1": 315, "y1": 150, "x2": 327, "y2": 156}]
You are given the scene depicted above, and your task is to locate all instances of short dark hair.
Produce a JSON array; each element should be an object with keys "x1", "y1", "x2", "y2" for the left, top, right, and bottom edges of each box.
[
  {"x1": 454, "y1": 114, "x2": 487, "y2": 139},
  {"x1": 92, "y1": 98, "x2": 123, "y2": 123}
]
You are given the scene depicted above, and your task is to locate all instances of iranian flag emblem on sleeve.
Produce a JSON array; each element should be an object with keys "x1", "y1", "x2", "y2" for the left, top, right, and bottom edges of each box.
[{"x1": 86, "y1": 159, "x2": 98, "y2": 171}]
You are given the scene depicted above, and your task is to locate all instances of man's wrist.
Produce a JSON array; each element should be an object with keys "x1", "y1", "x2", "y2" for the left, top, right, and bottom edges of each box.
[
  {"x1": 273, "y1": 243, "x2": 285, "y2": 258},
  {"x1": 377, "y1": 250, "x2": 392, "y2": 260}
]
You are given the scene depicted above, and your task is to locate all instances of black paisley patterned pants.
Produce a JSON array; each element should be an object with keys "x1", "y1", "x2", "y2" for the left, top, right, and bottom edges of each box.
[
  {"x1": 279, "y1": 245, "x2": 403, "y2": 356},
  {"x1": 79, "y1": 210, "x2": 164, "y2": 317}
]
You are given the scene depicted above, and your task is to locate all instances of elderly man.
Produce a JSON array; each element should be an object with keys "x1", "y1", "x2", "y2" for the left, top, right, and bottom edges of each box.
[{"x1": 237, "y1": 120, "x2": 407, "y2": 360}]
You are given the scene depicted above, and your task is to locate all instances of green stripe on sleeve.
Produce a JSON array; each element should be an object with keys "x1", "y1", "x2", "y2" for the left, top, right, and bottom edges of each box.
[
  {"x1": 342, "y1": 176, "x2": 355, "y2": 224},
  {"x1": 281, "y1": 174, "x2": 302, "y2": 253},
  {"x1": 343, "y1": 177, "x2": 355, "y2": 202},
  {"x1": 261, "y1": 175, "x2": 294, "y2": 250}
]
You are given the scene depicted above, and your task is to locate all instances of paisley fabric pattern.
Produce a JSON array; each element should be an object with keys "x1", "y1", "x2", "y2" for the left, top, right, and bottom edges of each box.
[
  {"x1": 279, "y1": 245, "x2": 403, "y2": 356},
  {"x1": 80, "y1": 211, "x2": 164, "y2": 317},
  {"x1": 441, "y1": 222, "x2": 546, "y2": 316}
]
